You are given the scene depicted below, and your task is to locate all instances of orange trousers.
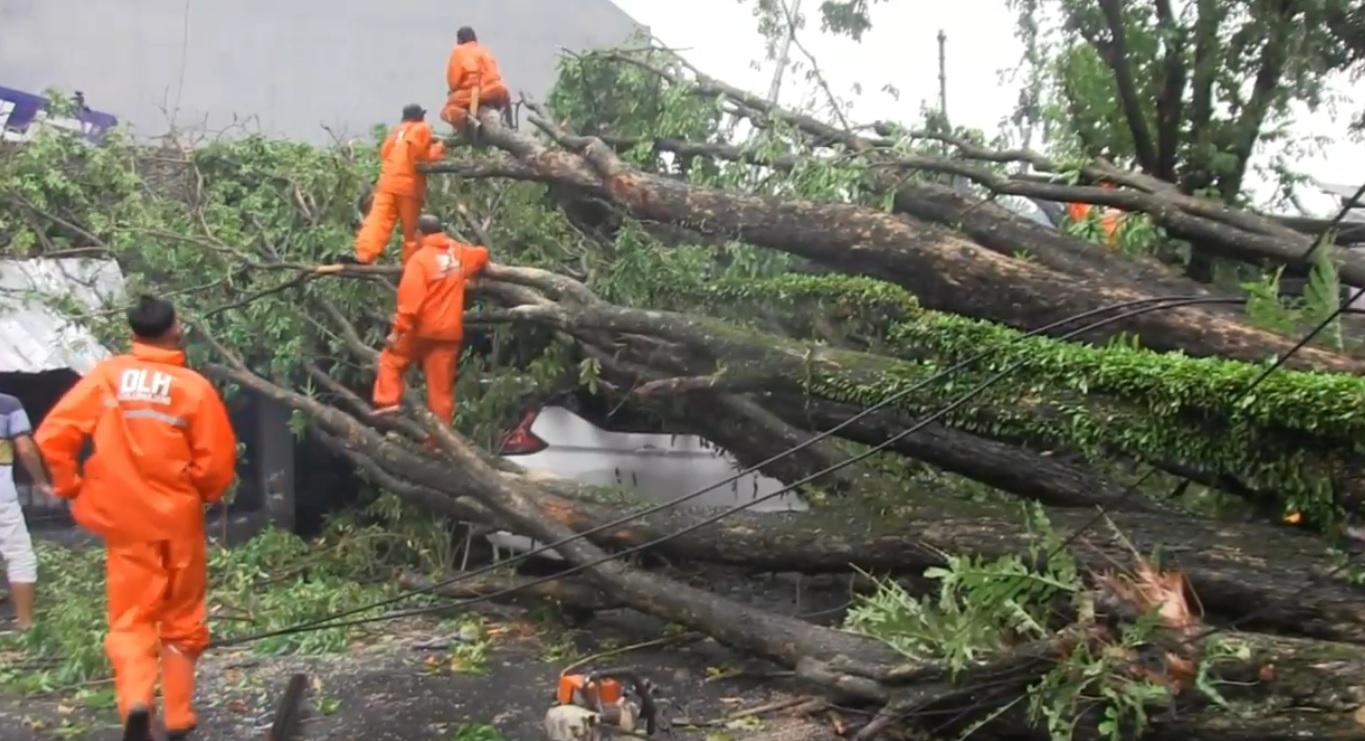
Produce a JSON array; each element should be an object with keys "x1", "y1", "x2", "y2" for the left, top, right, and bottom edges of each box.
[
  {"x1": 105, "y1": 538, "x2": 208, "y2": 732},
  {"x1": 354, "y1": 191, "x2": 423, "y2": 264},
  {"x1": 373, "y1": 335, "x2": 460, "y2": 425},
  {"x1": 441, "y1": 85, "x2": 510, "y2": 129}
]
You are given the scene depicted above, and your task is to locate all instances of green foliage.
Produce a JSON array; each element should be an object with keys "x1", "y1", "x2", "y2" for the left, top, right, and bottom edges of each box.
[
  {"x1": 845, "y1": 506, "x2": 1081, "y2": 670},
  {"x1": 1003, "y1": 0, "x2": 1362, "y2": 204},
  {"x1": 1242, "y1": 249, "x2": 1346, "y2": 352},
  {"x1": 0, "y1": 513, "x2": 461, "y2": 697},
  {"x1": 845, "y1": 505, "x2": 1225, "y2": 741},
  {"x1": 449, "y1": 723, "x2": 509, "y2": 741},
  {"x1": 647, "y1": 270, "x2": 1365, "y2": 523}
]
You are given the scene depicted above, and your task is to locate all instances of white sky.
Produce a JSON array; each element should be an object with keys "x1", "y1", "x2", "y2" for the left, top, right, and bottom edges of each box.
[{"x1": 612, "y1": 0, "x2": 1364, "y2": 215}]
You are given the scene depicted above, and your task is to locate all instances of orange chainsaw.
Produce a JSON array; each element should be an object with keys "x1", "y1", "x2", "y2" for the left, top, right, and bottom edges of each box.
[{"x1": 548, "y1": 667, "x2": 657, "y2": 739}]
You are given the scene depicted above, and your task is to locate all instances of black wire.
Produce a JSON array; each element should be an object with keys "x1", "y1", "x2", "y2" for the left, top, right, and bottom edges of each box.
[
  {"x1": 898, "y1": 181, "x2": 1365, "y2": 733},
  {"x1": 211, "y1": 295, "x2": 1246, "y2": 646},
  {"x1": 208, "y1": 294, "x2": 1213, "y2": 644}
]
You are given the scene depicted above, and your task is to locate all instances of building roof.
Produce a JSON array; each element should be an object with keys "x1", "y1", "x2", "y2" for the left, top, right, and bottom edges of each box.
[
  {"x1": 0, "y1": 258, "x2": 124, "y2": 375},
  {"x1": 1, "y1": 0, "x2": 648, "y2": 144}
]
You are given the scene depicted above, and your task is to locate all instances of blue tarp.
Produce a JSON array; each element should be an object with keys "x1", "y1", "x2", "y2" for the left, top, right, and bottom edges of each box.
[{"x1": 0, "y1": 85, "x2": 118, "y2": 143}]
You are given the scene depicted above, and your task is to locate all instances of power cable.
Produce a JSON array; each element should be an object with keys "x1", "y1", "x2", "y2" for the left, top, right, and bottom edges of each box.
[
  {"x1": 211, "y1": 294, "x2": 1249, "y2": 646},
  {"x1": 211, "y1": 293, "x2": 1230, "y2": 642},
  {"x1": 906, "y1": 180, "x2": 1365, "y2": 734}
]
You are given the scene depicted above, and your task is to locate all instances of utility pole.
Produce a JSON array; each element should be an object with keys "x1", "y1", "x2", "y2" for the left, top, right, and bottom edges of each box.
[
  {"x1": 724, "y1": 0, "x2": 802, "y2": 140},
  {"x1": 936, "y1": 29, "x2": 948, "y2": 122},
  {"x1": 766, "y1": 0, "x2": 803, "y2": 106}
]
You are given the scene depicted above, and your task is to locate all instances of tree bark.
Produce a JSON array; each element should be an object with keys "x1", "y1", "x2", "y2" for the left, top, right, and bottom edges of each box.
[
  {"x1": 764, "y1": 396, "x2": 1172, "y2": 513},
  {"x1": 196, "y1": 276, "x2": 1365, "y2": 737},
  {"x1": 477, "y1": 267, "x2": 1365, "y2": 511},
  {"x1": 586, "y1": 51, "x2": 1365, "y2": 298},
  {"x1": 430, "y1": 113, "x2": 1362, "y2": 374}
]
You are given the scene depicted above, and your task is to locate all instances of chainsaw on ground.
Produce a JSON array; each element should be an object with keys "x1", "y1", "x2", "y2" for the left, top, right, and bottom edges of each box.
[{"x1": 546, "y1": 667, "x2": 658, "y2": 740}]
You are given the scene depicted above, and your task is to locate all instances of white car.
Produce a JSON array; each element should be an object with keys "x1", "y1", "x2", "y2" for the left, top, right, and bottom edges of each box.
[{"x1": 487, "y1": 404, "x2": 805, "y2": 559}]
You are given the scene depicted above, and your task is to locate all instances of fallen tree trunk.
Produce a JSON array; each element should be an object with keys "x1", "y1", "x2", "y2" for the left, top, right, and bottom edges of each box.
[
  {"x1": 592, "y1": 51, "x2": 1365, "y2": 291},
  {"x1": 221, "y1": 346, "x2": 1365, "y2": 738},
  {"x1": 289, "y1": 259, "x2": 1365, "y2": 646},
  {"x1": 471, "y1": 264, "x2": 1365, "y2": 514},
  {"x1": 763, "y1": 396, "x2": 1172, "y2": 513},
  {"x1": 428, "y1": 113, "x2": 1363, "y2": 374},
  {"x1": 578, "y1": 341, "x2": 1172, "y2": 514},
  {"x1": 303, "y1": 343, "x2": 1365, "y2": 646}
]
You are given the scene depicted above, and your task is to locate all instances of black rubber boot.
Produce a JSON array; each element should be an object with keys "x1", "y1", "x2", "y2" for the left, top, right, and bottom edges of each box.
[
  {"x1": 121, "y1": 705, "x2": 154, "y2": 741},
  {"x1": 166, "y1": 726, "x2": 196, "y2": 741}
]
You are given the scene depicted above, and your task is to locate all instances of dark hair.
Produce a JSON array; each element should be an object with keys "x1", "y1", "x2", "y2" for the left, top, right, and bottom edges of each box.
[
  {"x1": 401, "y1": 103, "x2": 425, "y2": 121},
  {"x1": 127, "y1": 294, "x2": 177, "y2": 340},
  {"x1": 418, "y1": 213, "x2": 444, "y2": 234},
  {"x1": 456, "y1": 26, "x2": 477, "y2": 44}
]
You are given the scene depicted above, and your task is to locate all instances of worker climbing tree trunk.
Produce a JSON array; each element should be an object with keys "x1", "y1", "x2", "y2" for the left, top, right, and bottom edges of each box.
[
  {"x1": 442, "y1": 26, "x2": 511, "y2": 132},
  {"x1": 372, "y1": 214, "x2": 490, "y2": 442},
  {"x1": 353, "y1": 104, "x2": 446, "y2": 265}
]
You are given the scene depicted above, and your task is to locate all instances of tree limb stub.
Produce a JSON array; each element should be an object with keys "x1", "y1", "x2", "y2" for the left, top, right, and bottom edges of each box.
[{"x1": 426, "y1": 112, "x2": 1362, "y2": 373}]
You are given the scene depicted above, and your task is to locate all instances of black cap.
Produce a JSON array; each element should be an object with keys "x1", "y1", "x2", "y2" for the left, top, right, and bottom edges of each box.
[{"x1": 401, "y1": 103, "x2": 426, "y2": 121}]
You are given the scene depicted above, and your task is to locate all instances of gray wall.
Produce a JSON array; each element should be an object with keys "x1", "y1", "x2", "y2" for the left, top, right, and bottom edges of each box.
[{"x1": 0, "y1": 0, "x2": 643, "y2": 143}]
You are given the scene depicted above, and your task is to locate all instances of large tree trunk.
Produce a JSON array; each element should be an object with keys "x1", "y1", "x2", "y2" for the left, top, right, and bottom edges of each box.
[
  {"x1": 593, "y1": 53, "x2": 1365, "y2": 291},
  {"x1": 465, "y1": 263, "x2": 1365, "y2": 512},
  {"x1": 429, "y1": 112, "x2": 1363, "y2": 374},
  {"x1": 214, "y1": 339, "x2": 1365, "y2": 739}
]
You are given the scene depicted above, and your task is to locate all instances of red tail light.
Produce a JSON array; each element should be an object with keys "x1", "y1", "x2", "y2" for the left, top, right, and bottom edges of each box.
[{"x1": 500, "y1": 408, "x2": 548, "y2": 455}]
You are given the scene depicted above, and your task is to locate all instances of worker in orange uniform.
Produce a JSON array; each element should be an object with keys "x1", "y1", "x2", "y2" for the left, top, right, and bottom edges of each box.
[
  {"x1": 353, "y1": 103, "x2": 447, "y2": 265},
  {"x1": 373, "y1": 214, "x2": 490, "y2": 430},
  {"x1": 35, "y1": 294, "x2": 237, "y2": 740},
  {"x1": 442, "y1": 26, "x2": 511, "y2": 131},
  {"x1": 1066, "y1": 181, "x2": 1122, "y2": 246}
]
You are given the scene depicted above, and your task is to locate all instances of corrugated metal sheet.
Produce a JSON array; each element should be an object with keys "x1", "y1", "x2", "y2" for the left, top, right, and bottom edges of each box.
[{"x1": 0, "y1": 258, "x2": 125, "y2": 375}]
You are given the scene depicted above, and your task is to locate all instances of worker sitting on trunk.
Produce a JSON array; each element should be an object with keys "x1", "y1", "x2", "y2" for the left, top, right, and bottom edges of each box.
[
  {"x1": 373, "y1": 214, "x2": 490, "y2": 436},
  {"x1": 354, "y1": 104, "x2": 447, "y2": 265},
  {"x1": 442, "y1": 26, "x2": 511, "y2": 131}
]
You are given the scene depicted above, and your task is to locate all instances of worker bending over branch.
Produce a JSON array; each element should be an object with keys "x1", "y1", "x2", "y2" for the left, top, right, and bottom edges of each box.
[
  {"x1": 36, "y1": 295, "x2": 238, "y2": 740},
  {"x1": 443, "y1": 26, "x2": 511, "y2": 131},
  {"x1": 373, "y1": 214, "x2": 489, "y2": 434},
  {"x1": 354, "y1": 104, "x2": 446, "y2": 265}
]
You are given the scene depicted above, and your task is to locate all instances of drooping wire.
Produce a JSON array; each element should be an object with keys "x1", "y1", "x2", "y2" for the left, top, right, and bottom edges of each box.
[
  {"x1": 211, "y1": 295, "x2": 1225, "y2": 642},
  {"x1": 907, "y1": 182, "x2": 1365, "y2": 734},
  {"x1": 211, "y1": 294, "x2": 1249, "y2": 646}
]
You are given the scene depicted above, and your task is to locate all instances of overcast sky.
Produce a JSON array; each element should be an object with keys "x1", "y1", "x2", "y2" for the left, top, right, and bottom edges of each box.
[{"x1": 612, "y1": 0, "x2": 1363, "y2": 214}]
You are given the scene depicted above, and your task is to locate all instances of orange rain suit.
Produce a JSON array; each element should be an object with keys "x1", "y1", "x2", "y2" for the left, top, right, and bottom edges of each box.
[
  {"x1": 1066, "y1": 182, "x2": 1121, "y2": 246},
  {"x1": 373, "y1": 233, "x2": 490, "y2": 425},
  {"x1": 441, "y1": 41, "x2": 510, "y2": 129},
  {"x1": 354, "y1": 121, "x2": 447, "y2": 264},
  {"x1": 35, "y1": 343, "x2": 238, "y2": 733}
]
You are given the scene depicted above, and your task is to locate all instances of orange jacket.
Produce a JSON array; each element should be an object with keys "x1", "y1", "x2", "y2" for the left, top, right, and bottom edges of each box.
[
  {"x1": 376, "y1": 121, "x2": 446, "y2": 198},
  {"x1": 35, "y1": 343, "x2": 238, "y2": 544},
  {"x1": 392, "y1": 234, "x2": 490, "y2": 341},
  {"x1": 447, "y1": 42, "x2": 507, "y2": 97}
]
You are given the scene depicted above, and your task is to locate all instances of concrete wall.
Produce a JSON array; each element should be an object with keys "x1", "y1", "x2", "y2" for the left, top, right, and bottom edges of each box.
[{"x1": 0, "y1": 0, "x2": 642, "y2": 143}]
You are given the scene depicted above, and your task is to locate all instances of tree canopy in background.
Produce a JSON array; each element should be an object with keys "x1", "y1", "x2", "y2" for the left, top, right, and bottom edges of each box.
[{"x1": 2, "y1": 7, "x2": 1365, "y2": 738}]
